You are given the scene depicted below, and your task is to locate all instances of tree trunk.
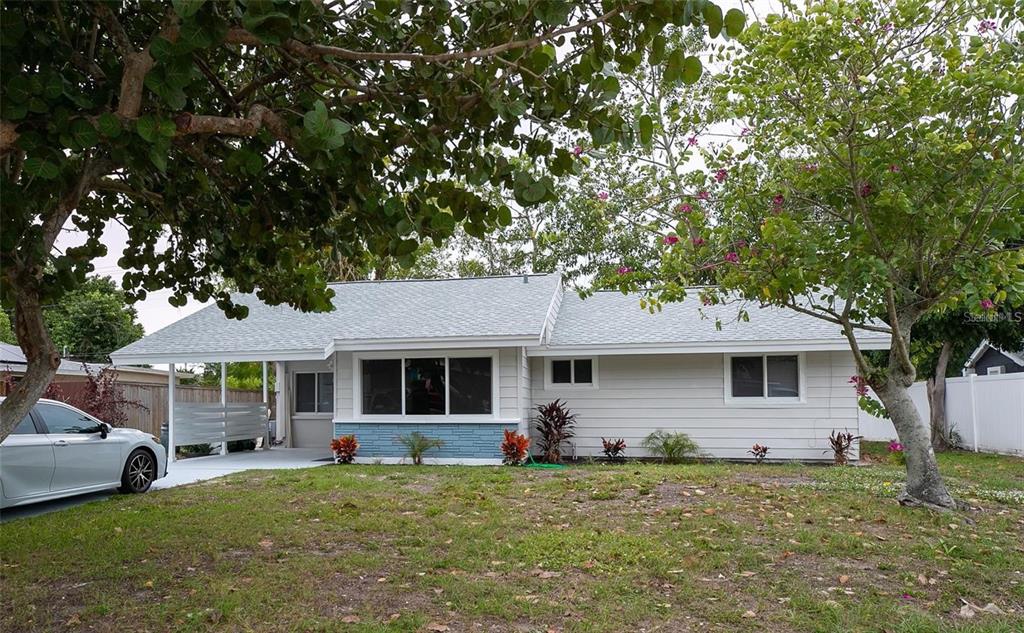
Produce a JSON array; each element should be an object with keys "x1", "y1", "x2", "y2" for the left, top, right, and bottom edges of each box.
[
  {"x1": 875, "y1": 373, "x2": 956, "y2": 510},
  {"x1": 926, "y1": 341, "x2": 952, "y2": 451},
  {"x1": 0, "y1": 278, "x2": 61, "y2": 441}
]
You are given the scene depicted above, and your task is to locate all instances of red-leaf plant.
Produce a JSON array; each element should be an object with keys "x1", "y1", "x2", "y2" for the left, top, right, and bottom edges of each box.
[
  {"x1": 748, "y1": 443, "x2": 770, "y2": 464},
  {"x1": 826, "y1": 430, "x2": 862, "y2": 466},
  {"x1": 532, "y1": 399, "x2": 577, "y2": 463},
  {"x1": 2, "y1": 364, "x2": 145, "y2": 427},
  {"x1": 601, "y1": 437, "x2": 627, "y2": 460},
  {"x1": 500, "y1": 429, "x2": 530, "y2": 465},
  {"x1": 330, "y1": 435, "x2": 359, "y2": 464}
]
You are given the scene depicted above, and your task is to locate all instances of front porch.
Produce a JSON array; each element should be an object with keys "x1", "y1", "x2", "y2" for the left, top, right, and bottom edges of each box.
[{"x1": 152, "y1": 448, "x2": 331, "y2": 490}]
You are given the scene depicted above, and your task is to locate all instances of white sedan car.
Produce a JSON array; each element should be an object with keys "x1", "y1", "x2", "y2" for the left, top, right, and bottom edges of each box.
[{"x1": 0, "y1": 398, "x2": 167, "y2": 509}]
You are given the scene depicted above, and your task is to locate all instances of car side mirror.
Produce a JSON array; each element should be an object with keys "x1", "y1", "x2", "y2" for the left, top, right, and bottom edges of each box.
[{"x1": 98, "y1": 423, "x2": 110, "y2": 439}]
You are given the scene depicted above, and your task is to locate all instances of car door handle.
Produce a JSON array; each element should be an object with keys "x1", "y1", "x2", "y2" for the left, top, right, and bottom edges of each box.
[{"x1": 53, "y1": 440, "x2": 68, "y2": 447}]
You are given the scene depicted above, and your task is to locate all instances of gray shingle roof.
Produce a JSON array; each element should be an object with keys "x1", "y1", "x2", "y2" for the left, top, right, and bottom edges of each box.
[
  {"x1": 111, "y1": 274, "x2": 562, "y2": 361},
  {"x1": 546, "y1": 291, "x2": 889, "y2": 348}
]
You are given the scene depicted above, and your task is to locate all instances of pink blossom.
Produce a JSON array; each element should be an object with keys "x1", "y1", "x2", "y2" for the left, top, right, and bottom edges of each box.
[
  {"x1": 724, "y1": 252, "x2": 739, "y2": 264},
  {"x1": 616, "y1": 266, "x2": 633, "y2": 275},
  {"x1": 853, "y1": 17, "x2": 863, "y2": 26},
  {"x1": 888, "y1": 164, "x2": 901, "y2": 173},
  {"x1": 597, "y1": 190, "x2": 609, "y2": 201},
  {"x1": 802, "y1": 163, "x2": 819, "y2": 173},
  {"x1": 880, "y1": 22, "x2": 894, "y2": 33},
  {"x1": 687, "y1": 135, "x2": 699, "y2": 147},
  {"x1": 859, "y1": 183, "x2": 873, "y2": 197},
  {"x1": 573, "y1": 145, "x2": 584, "y2": 156},
  {"x1": 663, "y1": 235, "x2": 680, "y2": 246},
  {"x1": 772, "y1": 194, "x2": 785, "y2": 208},
  {"x1": 714, "y1": 169, "x2": 728, "y2": 183},
  {"x1": 980, "y1": 298, "x2": 996, "y2": 310},
  {"x1": 692, "y1": 237, "x2": 705, "y2": 246},
  {"x1": 740, "y1": 127, "x2": 752, "y2": 137},
  {"x1": 888, "y1": 441, "x2": 904, "y2": 453},
  {"x1": 678, "y1": 203, "x2": 693, "y2": 213},
  {"x1": 848, "y1": 375, "x2": 869, "y2": 396},
  {"x1": 735, "y1": 239, "x2": 747, "y2": 248},
  {"x1": 697, "y1": 190, "x2": 710, "y2": 201},
  {"x1": 977, "y1": 19, "x2": 996, "y2": 34},
  {"x1": 701, "y1": 295, "x2": 713, "y2": 306}
]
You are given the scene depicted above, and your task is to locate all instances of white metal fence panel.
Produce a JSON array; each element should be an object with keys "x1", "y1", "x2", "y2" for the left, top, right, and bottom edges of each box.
[
  {"x1": 858, "y1": 373, "x2": 1024, "y2": 455},
  {"x1": 173, "y1": 402, "x2": 268, "y2": 447}
]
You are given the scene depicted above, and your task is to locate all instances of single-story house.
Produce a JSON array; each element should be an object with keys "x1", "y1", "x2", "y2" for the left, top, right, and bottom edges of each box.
[
  {"x1": 111, "y1": 274, "x2": 889, "y2": 463},
  {"x1": 0, "y1": 342, "x2": 187, "y2": 386},
  {"x1": 963, "y1": 340, "x2": 1024, "y2": 376}
]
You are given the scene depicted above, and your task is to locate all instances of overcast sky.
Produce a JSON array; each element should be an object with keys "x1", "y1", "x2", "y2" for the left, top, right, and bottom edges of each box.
[{"x1": 54, "y1": 0, "x2": 780, "y2": 338}]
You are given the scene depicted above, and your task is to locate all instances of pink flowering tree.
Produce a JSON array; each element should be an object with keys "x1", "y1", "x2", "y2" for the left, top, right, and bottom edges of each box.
[{"x1": 621, "y1": 1, "x2": 1023, "y2": 509}]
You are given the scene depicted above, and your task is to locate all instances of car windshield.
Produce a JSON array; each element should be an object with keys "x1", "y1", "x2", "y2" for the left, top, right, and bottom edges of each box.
[{"x1": 35, "y1": 403, "x2": 102, "y2": 434}]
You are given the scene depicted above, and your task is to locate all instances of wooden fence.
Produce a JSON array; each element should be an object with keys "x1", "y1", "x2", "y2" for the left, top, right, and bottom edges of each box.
[{"x1": 58, "y1": 382, "x2": 275, "y2": 437}]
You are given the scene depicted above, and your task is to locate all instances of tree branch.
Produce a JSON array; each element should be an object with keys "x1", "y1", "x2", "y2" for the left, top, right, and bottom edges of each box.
[{"x1": 173, "y1": 105, "x2": 292, "y2": 146}]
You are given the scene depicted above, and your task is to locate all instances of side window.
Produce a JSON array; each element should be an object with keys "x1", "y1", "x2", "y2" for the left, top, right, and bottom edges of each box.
[
  {"x1": 37, "y1": 403, "x2": 99, "y2": 434},
  {"x1": 10, "y1": 413, "x2": 38, "y2": 435}
]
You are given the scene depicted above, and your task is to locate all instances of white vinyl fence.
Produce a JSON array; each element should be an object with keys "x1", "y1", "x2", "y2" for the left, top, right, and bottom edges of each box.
[
  {"x1": 859, "y1": 373, "x2": 1024, "y2": 456},
  {"x1": 173, "y1": 402, "x2": 269, "y2": 449}
]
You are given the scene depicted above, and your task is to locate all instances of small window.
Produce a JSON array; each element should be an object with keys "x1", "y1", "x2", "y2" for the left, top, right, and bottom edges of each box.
[
  {"x1": 551, "y1": 359, "x2": 572, "y2": 384},
  {"x1": 37, "y1": 403, "x2": 100, "y2": 434},
  {"x1": 729, "y1": 355, "x2": 801, "y2": 401},
  {"x1": 547, "y1": 357, "x2": 597, "y2": 387},
  {"x1": 295, "y1": 371, "x2": 333, "y2": 414},
  {"x1": 987, "y1": 365, "x2": 1005, "y2": 375}
]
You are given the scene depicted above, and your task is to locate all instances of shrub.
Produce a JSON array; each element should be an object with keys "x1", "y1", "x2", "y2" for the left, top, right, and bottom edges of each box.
[
  {"x1": 641, "y1": 430, "x2": 699, "y2": 464},
  {"x1": 601, "y1": 437, "x2": 627, "y2": 460},
  {"x1": 826, "y1": 430, "x2": 862, "y2": 466},
  {"x1": 500, "y1": 429, "x2": 530, "y2": 465},
  {"x1": 227, "y1": 439, "x2": 257, "y2": 453},
  {"x1": 177, "y1": 443, "x2": 214, "y2": 459},
  {"x1": 331, "y1": 435, "x2": 359, "y2": 464},
  {"x1": 397, "y1": 432, "x2": 444, "y2": 465},
  {"x1": 748, "y1": 443, "x2": 769, "y2": 464},
  {"x1": 533, "y1": 399, "x2": 576, "y2": 463}
]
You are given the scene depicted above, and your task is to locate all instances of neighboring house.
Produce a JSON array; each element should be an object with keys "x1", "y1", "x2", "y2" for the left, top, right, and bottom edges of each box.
[
  {"x1": 0, "y1": 342, "x2": 183, "y2": 386},
  {"x1": 963, "y1": 340, "x2": 1024, "y2": 376},
  {"x1": 111, "y1": 274, "x2": 889, "y2": 463}
]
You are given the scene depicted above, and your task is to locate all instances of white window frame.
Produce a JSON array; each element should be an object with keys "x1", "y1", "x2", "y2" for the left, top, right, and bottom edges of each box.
[
  {"x1": 987, "y1": 365, "x2": 1005, "y2": 375},
  {"x1": 543, "y1": 356, "x2": 599, "y2": 390},
  {"x1": 351, "y1": 349, "x2": 500, "y2": 422},
  {"x1": 294, "y1": 371, "x2": 334, "y2": 416},
  {"x1": 723, "y1": 353, "x2": 805, "y2": 405}
]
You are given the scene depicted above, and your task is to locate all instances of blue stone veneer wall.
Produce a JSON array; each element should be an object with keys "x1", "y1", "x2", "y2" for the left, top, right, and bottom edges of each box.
[{"x1": 333, "y1": 422, "x2": 515, "y2": 459}]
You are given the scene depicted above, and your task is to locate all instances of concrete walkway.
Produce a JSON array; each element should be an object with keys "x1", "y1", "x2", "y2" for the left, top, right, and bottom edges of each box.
[{"x1": 152, "y1": 448, "x2": 331, "y2": 490}]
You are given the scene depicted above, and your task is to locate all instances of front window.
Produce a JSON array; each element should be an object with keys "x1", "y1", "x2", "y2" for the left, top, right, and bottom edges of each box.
[
  {"x1": 360, "y1": 355, "x2": 493, "y2": 416},
  {"x1": 729, "y1": 355, "x2": 801, "y2": 401},
  {"x1": 295, "y1": 371, "x2": 334, "y2": 413}
]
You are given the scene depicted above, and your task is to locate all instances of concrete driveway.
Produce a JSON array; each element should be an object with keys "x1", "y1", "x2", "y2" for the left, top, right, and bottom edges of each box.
[
  {"x1": 1, "y1": 449, "x2": 330, "y2": 521},
  {"x1": 152, "y1": 448, "x2": 332, "y2": 489}
]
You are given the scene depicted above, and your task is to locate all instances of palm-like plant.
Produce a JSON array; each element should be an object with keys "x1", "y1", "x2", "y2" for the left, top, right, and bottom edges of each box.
[
  {"x1": 397, "y1": 432, "x2": 445, "y2": 465},
  {"x1": 533, "y1": 399, "x2": 576, "y2": 463},
  {"x1": 642, "y1": 430, "x2": 699, "y2": 464}
]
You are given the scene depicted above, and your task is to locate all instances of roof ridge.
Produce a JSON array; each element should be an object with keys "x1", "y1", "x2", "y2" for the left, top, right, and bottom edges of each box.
[{"x1": 325, "y1": 273, "x2": 556, "y2": 287}]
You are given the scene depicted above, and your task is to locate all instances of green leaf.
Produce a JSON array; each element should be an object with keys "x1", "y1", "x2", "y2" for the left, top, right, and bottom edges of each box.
[
  {"x1": 724, "y1": 8, "x2": 746, "y2": 37},
  {"x1": 241, "y1": 11, "x2": 293, "y2": 45},
  {"x1": 69, "y1": 118, "x2": 98, "y2": 149},
  {"x1": 703, "y1": 4, "x2": 723, "y2": 39},
  {"x1": 96, "y1": 112, "x2": 122, "y2": 138},
  {"x1": 650, "y1": 34, "x2": 666, "y2": 65},
  {"x1": 638, "y1": 114, "x2": 654, "y2": 146},
  {"x1": 522, "y1": 179, "x2": 547, "y2": 203},
  {"x1": 172, "y1": 0, "x2": 205, "y2": 19},
  {"x1": 496, "y1": 205, "x2": 512, "y2": 227},
  {"x1": 664, "y1": 49, "x2": 684, "y2": 83},
  {"x1": 303, "y1": 100, "x2": 329, "y2": 137},
  {"x1": 22, "y1": 157, "x2": 59, "y2": 179},
  {"x1": 681, "y1": 56, "x2": 703, "y2": 85},
  {"x1": 136, "y1": 116, "x2": 157, "y2": 142}
]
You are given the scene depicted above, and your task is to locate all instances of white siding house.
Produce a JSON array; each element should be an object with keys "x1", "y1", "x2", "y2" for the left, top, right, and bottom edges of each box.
[{"x1": 111, "y1": 274, "x2": 888, "y2": 463}]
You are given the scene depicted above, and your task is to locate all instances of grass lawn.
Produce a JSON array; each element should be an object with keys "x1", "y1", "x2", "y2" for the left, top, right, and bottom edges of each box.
[{"x1": 2, "y1": 443, "x2": 1022, "y2": 632}]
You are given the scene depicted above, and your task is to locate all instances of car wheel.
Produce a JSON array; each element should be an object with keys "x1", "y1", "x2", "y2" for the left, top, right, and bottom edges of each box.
[{"x1": 119, "y1": 448, "x2": 156, "y2": 494}]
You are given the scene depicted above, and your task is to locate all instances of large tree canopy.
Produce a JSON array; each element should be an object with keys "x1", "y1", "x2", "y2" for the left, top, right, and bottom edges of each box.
[
  {"x1": 620, "y1": 0, "x2": 1023, "y2": 508},
  {"x1": 45, "y1": 275, "x2": 145, "y2": 364},
  {"x1": 0, "y1": 0, "x2": 740, "y2": 439}
]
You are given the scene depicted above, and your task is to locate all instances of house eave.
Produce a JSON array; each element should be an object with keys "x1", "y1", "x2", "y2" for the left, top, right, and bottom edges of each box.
[
  {"x1": 327, "y1": 335, "x2": 541, "y2": 354},
  {"x1": 109, "y1": 348, "x2": 325, "y2": 365},
  {"x1": 527, "y1": 339, "x2": 890, "y2": 357}
]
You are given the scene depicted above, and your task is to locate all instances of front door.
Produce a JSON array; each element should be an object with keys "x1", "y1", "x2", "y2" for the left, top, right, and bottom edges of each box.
[
  {"x1": 0, "y1": 412, "x2": 56, "y2": 500},
  {"x1": 35, "y1": 402, "x2": 122, "y2": 491}
]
